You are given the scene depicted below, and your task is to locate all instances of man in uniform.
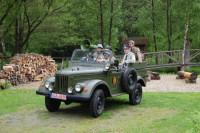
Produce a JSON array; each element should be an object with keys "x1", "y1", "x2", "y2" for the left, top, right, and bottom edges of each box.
[
  {"x1": 120, "y1": 45, "x2": 136, "y2": 66},
  {"x1": 128, "y1": 40, "x2": 143, "y2": 63},
  {"x1": 93, "y1": 44, "x2": 106, "y2": 63}
]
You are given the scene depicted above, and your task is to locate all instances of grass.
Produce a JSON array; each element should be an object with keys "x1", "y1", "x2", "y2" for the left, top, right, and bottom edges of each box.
[
  {"x1": 0, "y1": 89, "x2": 200, "y2": 133},
  {"x1": 0, "y1": 89, "x2": 43, "y2": 116}
]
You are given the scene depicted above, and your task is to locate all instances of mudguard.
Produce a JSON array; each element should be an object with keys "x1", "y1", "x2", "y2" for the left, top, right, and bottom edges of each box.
[
  {"x1": 79, "y1": 80, "x2": 111, "y2": 98},
  {"x1": 137, "y1": 76, "x2": 146, "y2": 87}
]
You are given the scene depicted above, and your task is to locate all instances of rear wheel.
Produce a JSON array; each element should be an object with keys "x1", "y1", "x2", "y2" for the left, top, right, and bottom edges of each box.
[
  {"x1": 129, "y1": 83, "x2": 143, "y2": 105},
  {"x1": 45, "y1": 97, "x2": 61, "y2": 112},
  {"x1": 121, "y1": 68, "x2": 137, "y2": 93},
  {"x1": 89, "y1": 89, "x2": 105, "y2": 117}
]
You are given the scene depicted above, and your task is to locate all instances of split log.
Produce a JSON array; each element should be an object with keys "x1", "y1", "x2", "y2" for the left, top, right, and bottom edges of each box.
[
  {"x1": 147, "y1": 71, "x2": 160, "y2": 80},
  {"x1": 176, "y1": 71, "x2": 198, "y2": 83},
  {"x1": 151, "y1": 72, "x2": 160, "y2": 80}
]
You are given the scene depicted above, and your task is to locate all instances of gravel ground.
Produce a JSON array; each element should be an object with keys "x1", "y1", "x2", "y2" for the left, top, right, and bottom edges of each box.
[
  {"x1": 12, "y1": 74, "x2": 200, "y2": 92},
  {"x1": 11, "y1": 81, "x2": 42, "y2": 90},
  {"x1": 144, "y1": 74, "x2": 200, "y2": 92}
]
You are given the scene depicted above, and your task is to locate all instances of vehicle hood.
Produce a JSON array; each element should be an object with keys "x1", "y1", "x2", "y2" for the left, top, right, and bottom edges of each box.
[{"x1": 56, "y1": 66, "x2": 104, "y2": 75}]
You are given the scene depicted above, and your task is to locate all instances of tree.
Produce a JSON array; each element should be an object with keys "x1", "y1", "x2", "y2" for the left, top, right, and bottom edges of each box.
[
  {"x1": 99, "y1": 0, "x2": 104, "y2": 46},
  {"x1": 0, "y1": 0, "x2": 17, "y2": 26},
  {"x1": 13, "y1": 0, "x2": 67, "y2": 54},
  {"x1": 166, "y1": 0, "x2": 173, "y2": 63},
  {"x1": 166, "y1": 0, "x2": 172, "y2": 52},
  {"x1": 151, "y1": 0, "x2": 158, "y2": 63},
  {"x1": 0, "y1": 0, "x2": 19, "y2": 53},
  {"x1": 108, "y1": 0, "x2": 114, "y2": 46}
]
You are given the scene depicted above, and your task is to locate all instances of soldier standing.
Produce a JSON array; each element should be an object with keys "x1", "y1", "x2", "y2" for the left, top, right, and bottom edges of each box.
[{"x1": 128, "y1": 40, "x2": 143, "y2": 63}]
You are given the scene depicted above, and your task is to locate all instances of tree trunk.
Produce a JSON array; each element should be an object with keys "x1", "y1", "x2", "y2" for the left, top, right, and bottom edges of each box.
[
  {"x1": 108, "y1": 0, "x2": 114, "y2": 46},
  {"x1": 167, "y1": 0, "x2": 172, "y2": 63},
  {"x1": 0, "y1": 38, "x2": 5, "y2": 53},
  {"x1": 14, "y1": 17, "x2": 24, "y2": 54},
  {"x1": 99, "y1": 0, "x2": 104, "y2": 47},
  {"x1": 182, "y1": 19, "x2": 190, "y2": 70},
  {"x1": 151, "y1": 0, "x2": 158, "y2": 64}
]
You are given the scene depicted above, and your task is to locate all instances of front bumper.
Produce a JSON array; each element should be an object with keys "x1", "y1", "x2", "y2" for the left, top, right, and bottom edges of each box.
[{"x1": 36, "y1": 88, "x2": 90, "y2": 102}]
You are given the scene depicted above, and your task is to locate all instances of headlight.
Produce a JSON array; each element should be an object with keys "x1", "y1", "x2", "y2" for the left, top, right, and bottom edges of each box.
[
  {"x1": 75, "y1": 84, "x2": 83, "y2": 92},
  {"x1": 45, "y1": 82, "x2": 53, "y2": 91},
  {"x1": 68, "y1": 87, "x2": 73, "y2": 94},
  {"x1": 45, "y1": 82, "x2": 50, "y2": 88}
]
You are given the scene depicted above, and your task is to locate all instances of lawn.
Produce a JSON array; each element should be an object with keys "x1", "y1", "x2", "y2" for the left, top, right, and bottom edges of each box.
[{"x1": 0, "y1": 89, "x2": 200, "y2": 133}]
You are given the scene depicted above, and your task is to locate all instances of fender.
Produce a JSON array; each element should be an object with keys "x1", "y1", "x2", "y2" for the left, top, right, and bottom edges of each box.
[
  {"x1": 80, "y1": 80, "x2": 111, "y2": 98},
  {"x1": 137, "y1": 76, "x2": 146, "y2": 87}
]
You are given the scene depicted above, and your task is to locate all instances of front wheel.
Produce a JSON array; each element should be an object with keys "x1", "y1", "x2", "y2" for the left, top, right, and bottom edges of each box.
[
  {"x1": 129, "y1": 83, "x2": 143, "y2": 105},
  {"x1": 89, "y1": 89, "x2": 105, "y2": 117},
  {"x1": 45, "y1": 97, "x2": 61, "y2": 112}
]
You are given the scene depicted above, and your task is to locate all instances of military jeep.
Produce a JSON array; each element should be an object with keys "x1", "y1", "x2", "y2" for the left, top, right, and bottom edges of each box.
[{"x1": 36, "y1": 49, "x2": 147, "y2": 117}]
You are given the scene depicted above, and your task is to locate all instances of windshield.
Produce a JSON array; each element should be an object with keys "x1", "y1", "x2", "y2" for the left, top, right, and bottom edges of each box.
[{"x1": 71, "y1": 49, "x2": 113, "y2": 66}]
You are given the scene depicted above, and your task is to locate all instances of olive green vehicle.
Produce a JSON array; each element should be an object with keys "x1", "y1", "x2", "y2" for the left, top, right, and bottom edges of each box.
[{"x1": 36, "y1": 49, "x2": 147, "y2": 117}]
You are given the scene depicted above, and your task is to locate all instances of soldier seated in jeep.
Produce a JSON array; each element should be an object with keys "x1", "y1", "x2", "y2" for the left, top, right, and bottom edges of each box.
[{"x1": 120, "y1": 45, "x2": 136, "y2": 67}]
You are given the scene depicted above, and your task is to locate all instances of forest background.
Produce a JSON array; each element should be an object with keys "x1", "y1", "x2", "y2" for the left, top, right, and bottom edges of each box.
[{"x1": 0, "y1": 0, "x2": 200, "y2": 56}]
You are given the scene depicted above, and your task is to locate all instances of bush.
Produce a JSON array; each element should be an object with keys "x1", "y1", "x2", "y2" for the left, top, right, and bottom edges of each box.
[
  {"x1": 152, "y1": 67, "x2": 178, "y2": 74},
  {"x1": 0, "y1": 80, "x2": 12, "y2": 90},
  {"x1": 185, "y1": 67, "x2": 200, "y2": 74}
]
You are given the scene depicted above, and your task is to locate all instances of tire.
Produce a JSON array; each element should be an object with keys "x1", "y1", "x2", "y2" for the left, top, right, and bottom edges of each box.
[
  {"x1": 89, "y1": 89, "x2": 105, "y2": 117},
  {"x1": 45, "y1": 97, "x2": 61, "y2": 112},
  {"x1": 121, "y1": 68, "x2": 137, "y2": 93},
  {"x1": 129, "y1": 83, "x2": 143, "y2": 105}
]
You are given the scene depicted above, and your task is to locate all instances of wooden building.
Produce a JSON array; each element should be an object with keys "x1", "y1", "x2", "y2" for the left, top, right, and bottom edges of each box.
[{"x1": 122, "y1": 37, "x2": 148, "y2": 53}]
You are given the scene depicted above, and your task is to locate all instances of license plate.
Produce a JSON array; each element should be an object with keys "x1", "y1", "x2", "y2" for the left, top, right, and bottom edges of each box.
[{"x1": 51, "y1": 93, "x2": 67, "y2": 100}]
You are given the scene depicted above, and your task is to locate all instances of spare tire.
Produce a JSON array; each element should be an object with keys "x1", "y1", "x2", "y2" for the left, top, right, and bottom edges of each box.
[{"x1": 121, "y1": 68, "x2": 137, "y2": 93}]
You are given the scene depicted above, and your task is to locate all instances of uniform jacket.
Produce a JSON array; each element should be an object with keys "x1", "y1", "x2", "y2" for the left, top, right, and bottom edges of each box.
[{"x1": 122, "y1": 51, "x2": 136, "y2": 64}]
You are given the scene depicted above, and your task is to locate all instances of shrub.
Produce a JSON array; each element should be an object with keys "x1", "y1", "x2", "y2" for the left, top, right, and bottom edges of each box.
[{"x1": 0, "y1": 80, "x2": 12, "y2": 90}]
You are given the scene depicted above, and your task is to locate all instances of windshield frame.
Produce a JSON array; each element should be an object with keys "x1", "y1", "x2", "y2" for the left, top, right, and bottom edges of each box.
[{"x1": 70, "y1": 49, "x2": 113, "y2": 67}]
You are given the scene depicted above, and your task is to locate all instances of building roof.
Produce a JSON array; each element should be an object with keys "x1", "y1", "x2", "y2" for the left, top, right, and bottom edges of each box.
[{"x1": 123, "y1": 37, "x2": 148, "y2": 46}]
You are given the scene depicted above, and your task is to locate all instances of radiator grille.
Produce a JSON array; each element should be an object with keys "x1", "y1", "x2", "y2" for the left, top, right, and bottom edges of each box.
[{"x1": 55, "y1": 75, "x2": 68, "y2": 91}]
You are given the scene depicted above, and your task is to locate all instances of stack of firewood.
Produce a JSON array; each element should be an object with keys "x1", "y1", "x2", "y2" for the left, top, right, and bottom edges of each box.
[{"x1": 0, "y1": 53, "x2": 57, "y2": 85}]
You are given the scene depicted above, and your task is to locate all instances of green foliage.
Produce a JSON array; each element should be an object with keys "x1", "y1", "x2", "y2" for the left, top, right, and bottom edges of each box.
[
  {"x1": 185, "y1": 67, "x2": 200, "y2": 74},
  {"x1": 0, "y1": 58, "x2": 9, "y2": 69},
  {"x1": 1, "y1": 0, "x2": 200, "y2": 54},
  {"x1": 56, "y1": 58, "x2": 69, "y2": 70},
  {"x1": 153, "y1": 68, "x2": 177, "y2": 74},
  {"x1": 0, "y1": 80, "x2": 12, "y2": 90}
]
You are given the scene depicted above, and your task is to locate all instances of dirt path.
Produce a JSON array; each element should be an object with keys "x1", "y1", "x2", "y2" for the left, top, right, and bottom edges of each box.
[
  {"x1": 144, "y1": 74, "x2": 200, "y2": 92},
  {"x1": 11, "y1": 81, "x2": 42, "y2": 90}
]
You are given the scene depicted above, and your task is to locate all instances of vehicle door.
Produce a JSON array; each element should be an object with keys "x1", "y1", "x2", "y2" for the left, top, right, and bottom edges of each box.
[{"x1": 106, "y1": 66, "x2": 122, "y2": 94}]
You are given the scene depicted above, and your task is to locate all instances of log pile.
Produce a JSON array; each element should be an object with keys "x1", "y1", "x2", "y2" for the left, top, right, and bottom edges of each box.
[
  {"x1": 147, "y1": 71, "x2": 160, "y2": 81},
  {"x1": 0, "y1": 53, "x2": 57, "y2": 85},
  {"x1": 176, "y1": 71, "x2": 198, "y2": 83}
]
